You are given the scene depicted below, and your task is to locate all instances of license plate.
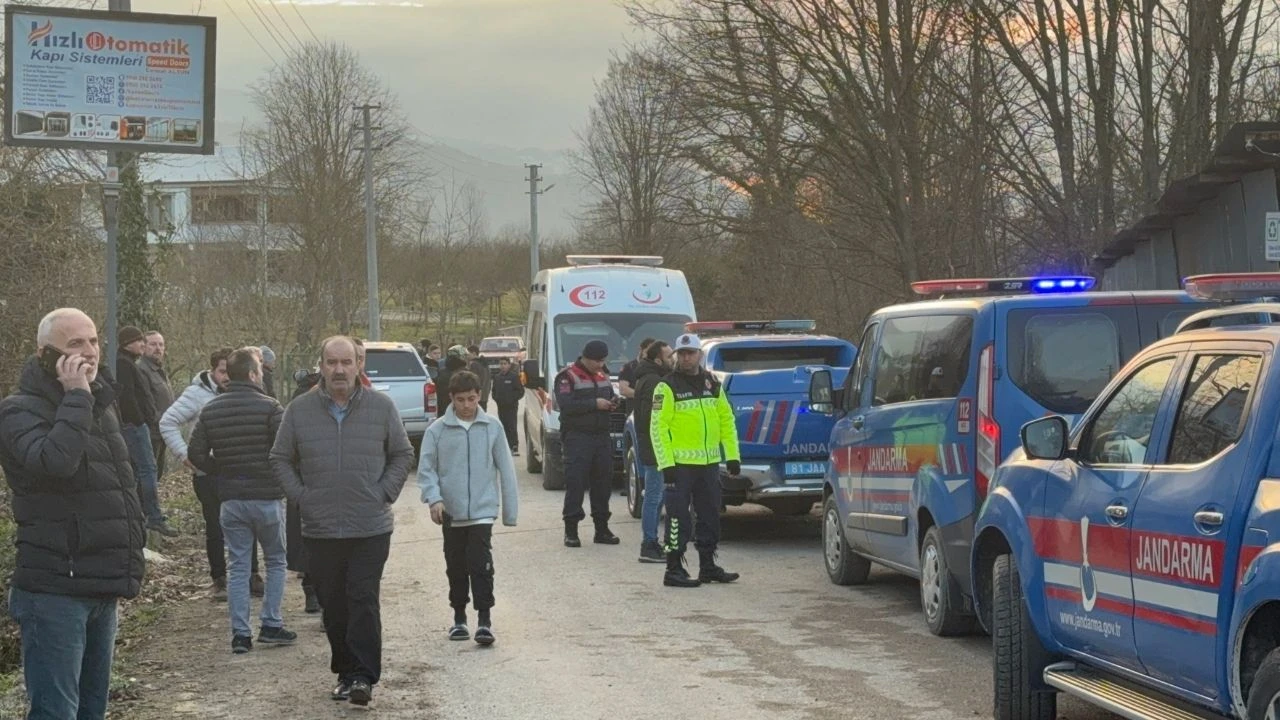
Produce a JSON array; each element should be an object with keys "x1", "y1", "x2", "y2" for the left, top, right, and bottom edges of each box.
[{"x1": 784, "y1": 461, "x2": 827, "y2": 478}]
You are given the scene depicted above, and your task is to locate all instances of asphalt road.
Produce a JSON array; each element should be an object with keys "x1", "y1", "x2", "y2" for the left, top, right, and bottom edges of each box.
[
  {"x1": 123, "y1": 414, "x2": 1119, "y2": 720},
  {"x1": 406, "y1": 463, "x2": 1117, "y2": 720}
]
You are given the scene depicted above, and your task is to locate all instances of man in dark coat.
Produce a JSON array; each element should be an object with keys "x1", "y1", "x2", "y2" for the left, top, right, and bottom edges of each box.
[
  {"x1": 435, "y1": 345, "x2": 469, "y2": 418},
  {"x1": 491, "y1": 357, "x2": 523, "y2": 455},
  {"x1": 467, "y1": 345, "x2": 492, "y2": 408},
  {"x1": 115, "y1": 325, "x2": 177, "y2": 536},
  {"x1": 189, "y1": 348, "x2": 297, "y2": 653},
  {"x1": 0, "y1": 308, "x2": 146, "y2": 720},
  {"x1": 631, "y1": 340, "x2": 673, "y2": 563},
  {"x1": 554, "y1": 339, "x2": 620, "y2": 548},
  {"x1": 139, "y1": 331, "x2": 174, "y2": 478}
]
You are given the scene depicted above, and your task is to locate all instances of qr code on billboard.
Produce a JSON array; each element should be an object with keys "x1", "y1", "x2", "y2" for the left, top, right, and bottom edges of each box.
[{"x1": 86, "y1": 76, "x2": 115, "y2": 105}]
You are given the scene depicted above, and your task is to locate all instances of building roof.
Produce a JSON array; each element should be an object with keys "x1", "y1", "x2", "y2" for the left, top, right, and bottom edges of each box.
[
  {"x1": 143, "y1": 144, "x2": 255, "y2": 185},
  {"x1": 1090, "y1": 122, "x2": 1280, "y2": 273}
]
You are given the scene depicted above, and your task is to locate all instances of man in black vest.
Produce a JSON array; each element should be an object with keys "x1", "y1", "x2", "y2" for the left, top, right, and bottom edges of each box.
[
  {"x1": 188, "y1": 348, "x2": 297, "y2": 654},
  {"x1": 0, "y1": 308, "x2": 146, "y2": 720},
  {"x1": 554, "y1": 339, "x2": 620, "y2": 548}
]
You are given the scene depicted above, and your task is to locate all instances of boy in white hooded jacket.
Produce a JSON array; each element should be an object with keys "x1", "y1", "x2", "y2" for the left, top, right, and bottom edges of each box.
[{"x1": 418, "y1": 370, "x2": 519, "y2": 645}]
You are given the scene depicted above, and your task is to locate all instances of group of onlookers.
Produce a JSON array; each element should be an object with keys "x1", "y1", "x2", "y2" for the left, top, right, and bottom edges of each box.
[{"x1": 0, "y1": 310, "x2": 524, "y2": 718}]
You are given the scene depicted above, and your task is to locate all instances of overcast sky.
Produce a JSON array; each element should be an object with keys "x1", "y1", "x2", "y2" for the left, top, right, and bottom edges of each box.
[{"x1": 132, "y1": 0, "x2": 639, "y2": 151}]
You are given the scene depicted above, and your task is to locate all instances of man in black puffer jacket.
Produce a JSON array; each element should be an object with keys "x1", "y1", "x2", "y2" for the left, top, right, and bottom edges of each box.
[
  {"x1": 0, "y1": 308, "x2": 146, "y2": 720},
  {"x1": 188, "y1": 348, "x2": 297, "y2": 654},
  {"x1": 631, "y1": 340, "x2": 673, "y2": 563}
]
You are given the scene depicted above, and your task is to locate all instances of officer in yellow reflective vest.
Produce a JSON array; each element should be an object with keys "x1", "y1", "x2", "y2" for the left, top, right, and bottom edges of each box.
[{"x1": 650, "y1": 333, "x2": 742, "y2": 588}]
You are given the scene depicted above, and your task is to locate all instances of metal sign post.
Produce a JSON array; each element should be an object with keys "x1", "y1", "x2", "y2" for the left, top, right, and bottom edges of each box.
[{"x1": 103, "y1": 159, "x2": 121, "y2": 375}]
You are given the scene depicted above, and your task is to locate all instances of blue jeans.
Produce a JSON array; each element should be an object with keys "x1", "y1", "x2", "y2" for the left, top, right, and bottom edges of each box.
[
  {"x1": 642, "y1": 464, "x2": 665, "y2": 543},
  {"x1": 220, "y1": 499, "x2": 288, "y2": 638},
  {"x1": 120, "y1": 424, "x2": 162, "y2": 525},
  {"x1": 8, "y1": 587, "x2": 118, "y2": 720}
]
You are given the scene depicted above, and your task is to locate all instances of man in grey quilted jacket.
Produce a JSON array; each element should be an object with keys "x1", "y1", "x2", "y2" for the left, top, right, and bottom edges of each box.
[{"x1": 269, "y1": 335, "x2": 414, "y2": 708}]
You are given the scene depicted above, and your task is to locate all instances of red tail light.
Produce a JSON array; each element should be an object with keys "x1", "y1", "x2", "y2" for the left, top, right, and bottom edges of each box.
[
  {"x1": 424, "y1": 381, "x2": 437, "y2": 415},
  {"x1": 975, "y1": 343, "x2": 999, "y2": 500}
]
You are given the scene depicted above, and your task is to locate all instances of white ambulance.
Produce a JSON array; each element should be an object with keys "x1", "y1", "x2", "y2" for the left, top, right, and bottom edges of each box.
[{"x1": 521, "y1": 256, "x2": 697, "y2": 490}]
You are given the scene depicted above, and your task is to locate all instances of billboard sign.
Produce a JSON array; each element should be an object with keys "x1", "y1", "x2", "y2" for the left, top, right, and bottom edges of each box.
[{"x1": 3, "y1": 6, "x2": 215, "y2": 154}]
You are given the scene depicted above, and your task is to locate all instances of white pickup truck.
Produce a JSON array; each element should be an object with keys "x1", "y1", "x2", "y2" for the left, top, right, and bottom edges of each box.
[{"x1": 362, "y1": 341, "x2": 436, "y2": 451}]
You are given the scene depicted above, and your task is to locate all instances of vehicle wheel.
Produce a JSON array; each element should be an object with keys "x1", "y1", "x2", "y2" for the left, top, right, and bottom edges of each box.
[
  {"x1": 920, "y1": 526, "x2": 977, "y2": 637},
  {"x1": 525, "y1": 427, "x2": 542, "y2": 474},
  {"x1": 625, "y1": 445, "x2": 643, "y2": 519},
  {"x1": 823, "y1": 495, "x2": 870, "y2": 586},
  {"x1": 1246, "y1": 647, "x2": 1280, "y2": 719},
  {"x1": 541, "y1": 431, "x2": 565, "y2": 491},
  {"x1": 992, "y1": 554, "x2": 1056, "y2": 720}
]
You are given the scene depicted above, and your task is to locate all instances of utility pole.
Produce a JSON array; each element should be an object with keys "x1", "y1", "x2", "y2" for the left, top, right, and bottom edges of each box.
[
  {"x1": 525, "y1": 164, "x2": 554, "y2": 283},
  {"x1": 104, "y1": 0, "x2": 131, "y2": 376},
  {"x1": 356, "y1": 103, "x2": 381, "y2": 340}
]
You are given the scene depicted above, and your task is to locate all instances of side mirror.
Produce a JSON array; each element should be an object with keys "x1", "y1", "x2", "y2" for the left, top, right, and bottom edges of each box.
[
  {"x1": 521, "y1": 359, "x2": 545, "y2": 390},
  {"x1": 809, "y1": 370, "x2": 834, "y2": 415},
  {"x1": 1021, "y1": 416, "x2": 1069, "y2": 461}
]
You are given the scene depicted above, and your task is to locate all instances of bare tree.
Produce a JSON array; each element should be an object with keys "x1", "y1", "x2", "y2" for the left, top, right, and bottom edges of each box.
[
  {"x1": 242, "y1": 41, "x2": 426, "y2": 347},
  {"x1": 571, "y1": 49, "x2": 724, "y2": 259}
]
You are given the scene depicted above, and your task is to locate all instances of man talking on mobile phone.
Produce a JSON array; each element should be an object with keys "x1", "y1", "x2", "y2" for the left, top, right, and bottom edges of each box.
[
  {"x1": 0, "y1": 308, "x2": 146, "y2": 720},
  {"x1": 553, "y1": 339, "x2": 621, "y2": 548}
]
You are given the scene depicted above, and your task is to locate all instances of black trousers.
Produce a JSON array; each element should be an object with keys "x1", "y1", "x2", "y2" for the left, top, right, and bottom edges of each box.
[
  {"x1": 285, "y1": 499, "x2": 314, "y2": 590},
  {"x1": 497, "y1": 402, "x2": 519, "y2": 450},
  {"x1": 442, "y1": 518, "x2": 494, "y2": 612},
  {"x1": 663, "y1": 464, "x2": 722, "y2": 557},
  {"x1": 192, "y1": 475, "x2": 258, "y2": 581},
  {"x1": 561, "y1": 431, "x2": 612, "y2": 524},
  {"x1": 306, "y1": 533, "x2": 392, "y2": 685},
  {"x1": 150, "y1": 427, "x2": 167, "y2": 480}
]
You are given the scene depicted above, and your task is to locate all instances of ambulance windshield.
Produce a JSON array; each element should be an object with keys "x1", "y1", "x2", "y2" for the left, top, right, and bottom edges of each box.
[{"x1": 555, "y1": 313, "x2": 691, "y2": 373}]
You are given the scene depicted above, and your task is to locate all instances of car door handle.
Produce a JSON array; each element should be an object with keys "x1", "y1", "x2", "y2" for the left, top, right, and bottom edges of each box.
[
  {"x1": 1194, "y1": 511, "x2": 1224, "y2": 527},
  {"x1": 1105, "y1": 505, "x2": 1128, "y2": 521},
  {"x1": 851, "y1": 415, "x2": 865, "y2": 430}
]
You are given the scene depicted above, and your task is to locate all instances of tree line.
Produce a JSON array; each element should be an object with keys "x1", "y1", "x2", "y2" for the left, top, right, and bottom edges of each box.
[{"x1": 570, "y1": 0, "x2": 1280, "y2": 339}]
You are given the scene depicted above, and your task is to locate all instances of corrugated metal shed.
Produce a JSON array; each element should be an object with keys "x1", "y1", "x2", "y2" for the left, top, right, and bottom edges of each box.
[{"x1": 1093, "y1": 122, "x2": 1280, "y2": 290}]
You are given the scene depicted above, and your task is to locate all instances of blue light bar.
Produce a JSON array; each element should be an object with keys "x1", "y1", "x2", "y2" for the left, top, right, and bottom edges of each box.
[
  {"x1": 1030, "y1": 276, "x2": 1096, "y2": 293},
  {"x1": 912, "y1": 276, "x2": 1097, "y2": 296}
]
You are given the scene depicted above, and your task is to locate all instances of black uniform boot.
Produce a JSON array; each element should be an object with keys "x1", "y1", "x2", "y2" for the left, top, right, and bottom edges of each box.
[
  {"x1": 593, "y1": 519, "x2": 620, "y2": 545},
  {"x1": 564, "y1": 521, "x2": 582, "y2": 548},
  {"x1": 663, "y1": 552, "x2": 701, "y2": 588},
  {"x1": 697, "y1": 550, "x2": 740, "y2": 584}
]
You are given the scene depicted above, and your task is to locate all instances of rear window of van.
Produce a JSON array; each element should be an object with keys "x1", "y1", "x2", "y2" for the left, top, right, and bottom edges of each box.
[
  {"x1": 1007, "y1": 310, "x2": 1123, "y2": 414},
  {"x1": 716, "y1": 345, "x2": 848, "y2": 372}
]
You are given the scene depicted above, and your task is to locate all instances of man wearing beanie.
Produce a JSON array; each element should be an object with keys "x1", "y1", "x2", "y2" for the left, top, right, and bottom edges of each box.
[
  {"x1": 553, "y1": 339, "x2": 620, "y2": 548},
  {"x1": 116, "y1": 325, "x2": 178, "y2": 537},
  {"x1": 259, "y1": 345, "x2": 278, "y2": 399}
]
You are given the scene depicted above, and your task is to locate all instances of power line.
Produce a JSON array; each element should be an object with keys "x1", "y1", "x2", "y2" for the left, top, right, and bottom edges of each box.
[
  {"x1": 225, "y1": 2, "x2": 278, "y2": 65},
  {"x1": 243, "y1": 0, "x2": 296, "y2": 58},
  {"x1": 286, "y1": 0, "x2": 322, "y2": 44},
  {"x1": 266, "y1": 0, "x2": 307, "y2": 49}
]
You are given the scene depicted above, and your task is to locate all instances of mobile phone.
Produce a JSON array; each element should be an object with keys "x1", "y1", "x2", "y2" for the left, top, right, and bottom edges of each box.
[{"x1": 39, "y1": 345, "x2": 66, "y2": 376}]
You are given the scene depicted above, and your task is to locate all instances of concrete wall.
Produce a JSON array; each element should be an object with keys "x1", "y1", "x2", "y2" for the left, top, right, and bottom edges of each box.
[{"x1": 1098, "y1": 168, "x2": 1279, "y2": 289}]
